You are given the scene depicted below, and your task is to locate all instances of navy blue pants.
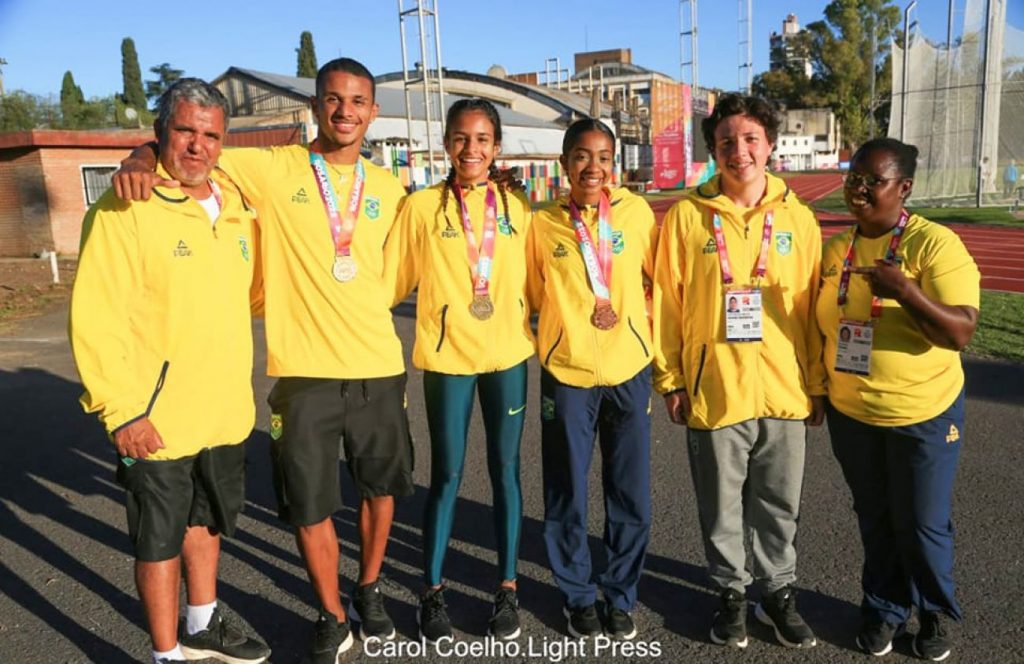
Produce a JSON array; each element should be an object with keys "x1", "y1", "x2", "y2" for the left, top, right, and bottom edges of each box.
[
  {"x1": 540, "y1": 366, "x2": 652, "y2": 612},
  {"x1": 827, "y1": 391, "x2": 964, "y2": 626}
]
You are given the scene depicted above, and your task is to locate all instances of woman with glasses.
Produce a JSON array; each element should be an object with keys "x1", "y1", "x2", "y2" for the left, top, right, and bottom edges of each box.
[{"x1": 817, "y1": 138, "x2": 980, "y2": 661}]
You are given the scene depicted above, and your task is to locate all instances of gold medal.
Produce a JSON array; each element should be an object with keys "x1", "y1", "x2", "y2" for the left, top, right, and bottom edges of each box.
[
  {"x1": 469, "y1": 294, "x2": 494, "y2": 320},
  {"x1": 590, "y1": 302, "x2": 618, "y2": 330},
  {"x1": 332, "y1": 255, "x2": 357, "y2": 282}
]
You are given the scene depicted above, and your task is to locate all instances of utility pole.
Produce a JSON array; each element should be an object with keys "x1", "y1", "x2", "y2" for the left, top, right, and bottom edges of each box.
[
  {"x1": 900, "y1": 1, "x2": 917, "y2": 142},
  {"x1": 738, "y1": 0, "x2": 753, "y2": 93},
  {"x1": 0, "y1": 58, "x2": 7, "y2": 96},
  {"x1": 398, "y1": 0, "x2": 448, "y2": 187},
  {"x1": 680, "y1": 0, "x2": 699, "y2": 89}
]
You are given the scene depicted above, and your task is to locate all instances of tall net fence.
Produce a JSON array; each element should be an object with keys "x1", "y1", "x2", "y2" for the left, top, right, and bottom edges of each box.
[{"x1": 890, "y1": 0, "x2": 1024, "y2": 205}]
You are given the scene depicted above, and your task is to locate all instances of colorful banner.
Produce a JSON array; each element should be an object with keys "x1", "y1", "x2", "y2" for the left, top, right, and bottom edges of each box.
[{"x1": 652, "y1": 80, "x2": 685, "y2": 189}]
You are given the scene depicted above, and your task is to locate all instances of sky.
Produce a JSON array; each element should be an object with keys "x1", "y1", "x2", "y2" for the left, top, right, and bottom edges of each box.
[{"x1": 0, "y1": 0, "x2": 989, "y2": 101}]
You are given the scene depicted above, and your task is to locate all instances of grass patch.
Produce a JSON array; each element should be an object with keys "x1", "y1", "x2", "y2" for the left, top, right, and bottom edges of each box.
[
  {"x1": 967, "y1": 291, "x2": 1024, "y2": 363},
  {"x1": 814, "y1": 192, "x2": 1023, "y2": 226}
]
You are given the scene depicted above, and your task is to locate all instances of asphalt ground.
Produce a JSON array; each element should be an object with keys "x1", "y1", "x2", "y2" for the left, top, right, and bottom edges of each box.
[{"x1": 1, "y1": 302, "x2": 1022, "y2": 664}]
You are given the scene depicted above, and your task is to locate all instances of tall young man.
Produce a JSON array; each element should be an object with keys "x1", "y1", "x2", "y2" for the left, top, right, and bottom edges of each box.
[
  {"x1": 653, "y1": 93, "x2": 825, "y2": 650},
  {"x1": 114, "y1": 59, "x2": 413, "y2": 664}
]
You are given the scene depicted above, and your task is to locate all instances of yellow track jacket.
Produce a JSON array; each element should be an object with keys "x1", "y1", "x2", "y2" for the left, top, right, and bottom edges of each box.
[
  {"x1": 69, "y1": 169, "x2": 258, "y2": 459},
  {"x1": 217, "y1": 147, "x2": 407, "y2": 379},
  {"x1": 526, "y1": 187, "x2": 658, "y2": 388},
  {"x1": 653, "y1": 173, "x2": 825, "y2": 430},
  {"x1": 385, "y1": 182, "x2": 535, "y2": 374}
]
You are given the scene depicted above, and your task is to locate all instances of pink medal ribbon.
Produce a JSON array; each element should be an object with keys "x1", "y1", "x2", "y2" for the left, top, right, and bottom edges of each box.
[
  {"x1": 309, "y1": 146, "x2": 365, "y2": 282},
  {"x1": 569, "y1": 191, "x2": 617, "y2": 329},
  {"x1": 452, "y1": 183, "x2": 498, "y2": 320}
]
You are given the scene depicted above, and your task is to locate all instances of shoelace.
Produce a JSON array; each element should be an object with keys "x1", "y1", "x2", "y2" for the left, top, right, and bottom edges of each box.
[
  {"x1": 423, "y1": 591, "x2": 448, "y2": 622},
  {"x1": 493, "y1": 589, "x2": 517, "y2": 617}
]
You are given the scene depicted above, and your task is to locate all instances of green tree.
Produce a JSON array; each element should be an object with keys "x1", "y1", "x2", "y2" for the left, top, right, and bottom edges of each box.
[
  {"x1": 297, "y1": 31, "x2": 318, "y2": 78},
  {"x1": 145, "y1": 63, "x2": 184, "y2": 107},
  {"x1": 807, "y1": 0, "x2": 902, "y2": 147},
  {"x1": 752, "y1": 0, "x2": 900, "y2": 148},
  {"x1": 59, "y1": 70, "x2": 85, "y2": 128},
  {"x1": 121, "y1": 37, "x2": 147, "y2": 111},
  {"x1": 0, "y1": 90, "x2": 56, "y2": 130}
]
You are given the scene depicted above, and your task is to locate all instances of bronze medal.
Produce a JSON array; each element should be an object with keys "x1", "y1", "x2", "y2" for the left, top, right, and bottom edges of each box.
[
  {"x1": 591, "y1": 303, "x2": 618, "y2": 330},
  {"x1": 332, "y1": 255, "x2": 357, "y2": 282},
  {"x1": 469, "y1": 294, "x2": 494, "y2": 320}
]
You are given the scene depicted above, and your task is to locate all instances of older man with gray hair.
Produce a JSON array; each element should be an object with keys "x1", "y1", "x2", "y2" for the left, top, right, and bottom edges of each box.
[{"x1": 69, "y1": 78, "x2": 270, "y2": 664}]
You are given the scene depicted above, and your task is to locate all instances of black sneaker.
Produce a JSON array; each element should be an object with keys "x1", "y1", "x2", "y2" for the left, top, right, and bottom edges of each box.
[
  {"x1": 562, "y1": 604, "x2": 602, "y2": 638},
  {"x1": 419, "y1": 586, "x2": 454, "y2": 644},
  {"x1": 488, "y1": 587, "x2": 521, "y2": 640},
  {"x1": 710, "y1": 589, "x2": 748, "y2": 648},
  {"x1": 179, "y1": 607, "x2": 271, "y2": 663},
  {"x1": 755, "y1": 585, "x2": 818, "y2": 648},
  {"x1": 857, "y1": 618, "x2": 903, "y2": 656},
  {"x1": 912, "y1": 611, "x2": 952, "y2": 661},
  {"x1": 309, "y1": 611, "x2": 354, "y2": 664},
  {"x1": 604, "y1": 606, "x2": 638, "y2": 640},
  {"x1": 352, "y1": 580, "x2": 396, "y2": 641}
]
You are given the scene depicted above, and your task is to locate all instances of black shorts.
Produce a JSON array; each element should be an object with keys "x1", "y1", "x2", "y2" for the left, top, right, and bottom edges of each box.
[
  {"x1": 267, "y1": 373, "x2": 415, "y2": 526},
  {"x1": 116, "y1": 442, "x2": 247, "y2": 562}
]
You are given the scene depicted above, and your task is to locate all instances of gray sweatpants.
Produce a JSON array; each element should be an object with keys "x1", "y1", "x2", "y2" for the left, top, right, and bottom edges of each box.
[{"x1": 687, "y1": 418, "x2": 806, "y2": 595}]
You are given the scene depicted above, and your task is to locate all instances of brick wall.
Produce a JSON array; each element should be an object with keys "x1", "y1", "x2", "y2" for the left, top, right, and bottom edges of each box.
[
  {"x1": 0, "y1": 149, "x2": 50, "y2": 257},
  {"x1": 38, "y1": 147, "x2": 134, "y2": 255}
]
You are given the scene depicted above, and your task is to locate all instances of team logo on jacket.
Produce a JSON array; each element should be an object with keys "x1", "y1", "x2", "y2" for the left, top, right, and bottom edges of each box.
[
  {"x1": 541, "y1": 396, "x2": 556, "y2": 421},
  {"x1": 946, "y1": 424, "x2": 960, "y2": 443},
  {"x1": 441, "y1": 226, "x2": 460, "y2": 239},
  {"x1": 364, "y1": 196, "x2": 381, "y2": 220},
  {"x1": 824, "y1": 264, "x2": 839, "y2": 277},
  {"x1": 702, "y1": 238, "x2": 717, "y2": 255},
  {"x1": 612, "y1": 230, "x2": 625, "y2": 254},
  {"x1": 553, "y1": 242, "x2": 569, "y2": 258},
  {"x1": 497, "y1": 214, "x2": 513, "y2": 236},
  {"x1": 174, "y1": 240, "x2": 192, "y2": 257},
  {"x1": 775, "y1": 231, "x2": 793, "y2": 256},
  {"x1": 238, "y1": 237, "x2": 250, "y2": 262},
  {"x1": 270, "y1": 414, "x2": 283, "y2": 440},
  {"x1": 292, "y1": 187, "x2": 310, "y2": 204}
]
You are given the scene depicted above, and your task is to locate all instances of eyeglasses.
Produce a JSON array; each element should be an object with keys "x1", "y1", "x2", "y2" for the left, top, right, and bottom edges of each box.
[{"x1": 843, "y1": 171, "x2": 901, "y2": 189}]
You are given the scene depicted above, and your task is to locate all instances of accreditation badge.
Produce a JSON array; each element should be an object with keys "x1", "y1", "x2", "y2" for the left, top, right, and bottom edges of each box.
[
  {"x1": 724, "y1": 288, "x2": 762, "y2": 342},
  {"x1": 835, "y1": 319, "x2": 873, "y2": 376}
]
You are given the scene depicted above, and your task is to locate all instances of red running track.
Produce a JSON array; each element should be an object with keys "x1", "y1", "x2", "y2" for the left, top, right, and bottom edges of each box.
[{"x1": 649, "y1": 173, "x2": 1024, "y2": 293}]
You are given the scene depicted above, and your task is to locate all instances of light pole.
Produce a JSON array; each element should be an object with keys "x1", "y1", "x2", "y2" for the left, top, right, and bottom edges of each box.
[{"x1": 900, "y1": 1, "x2": 917, "y2": 143}]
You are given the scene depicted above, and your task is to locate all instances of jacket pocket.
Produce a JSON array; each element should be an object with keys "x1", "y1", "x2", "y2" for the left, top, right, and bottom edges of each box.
[
  {"x1": 691, "y1": 345, "x2": 707, "y2": 395},
  {"x1": 435, "y1": 304, "x2": 449, "y2": 352},
  {"x1": 544, "y1": 328, "x2": 564, "y2": 366},
  {"x1": 627, "y1": 317, "x2": 649, "y2": 358}
]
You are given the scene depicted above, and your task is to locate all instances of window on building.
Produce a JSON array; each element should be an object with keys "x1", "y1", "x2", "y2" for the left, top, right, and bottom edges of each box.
[{"x1": 81, "y1": 166, "x2": 117, "y2": 206}]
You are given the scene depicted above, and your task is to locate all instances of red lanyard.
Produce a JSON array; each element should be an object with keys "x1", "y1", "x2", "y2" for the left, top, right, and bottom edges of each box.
[
  {"x1": 309, "y1": 149, "x2": 365, "y2": 258},
  {"x1": 452, "y1": 183, "x2": 498, "y2": 299},
  {"x1": 837, "y1": 209, "x2": 909, "y2": 319},
  {"x1": 568, "y1": 192, "x2": 613, "y2": 304},
  {"x1": 712, "y1": 211, "x2": 773, "y2": 285}
]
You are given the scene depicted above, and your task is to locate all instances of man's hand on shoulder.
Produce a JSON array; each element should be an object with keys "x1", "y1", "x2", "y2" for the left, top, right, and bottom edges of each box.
[
  {"x1": 112, "y1": 142, "x2": 179, "y2": 201},
  {"x1": 113, "y1": 417, "x2": 165, "y2": 459}
]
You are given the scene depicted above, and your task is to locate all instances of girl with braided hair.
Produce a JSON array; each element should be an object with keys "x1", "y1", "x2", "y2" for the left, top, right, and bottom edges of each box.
[{"x1": 384, "y1": 98, "x2": 534, "y2": 643}]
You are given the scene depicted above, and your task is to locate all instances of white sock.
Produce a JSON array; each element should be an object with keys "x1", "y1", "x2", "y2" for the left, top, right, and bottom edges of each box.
[
  {"x1": 152, "y1": 644, "x2": 184, "y2": 664},
  {"x1": 186, "y1": 600, "x2": 217, "y2": 635}
]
